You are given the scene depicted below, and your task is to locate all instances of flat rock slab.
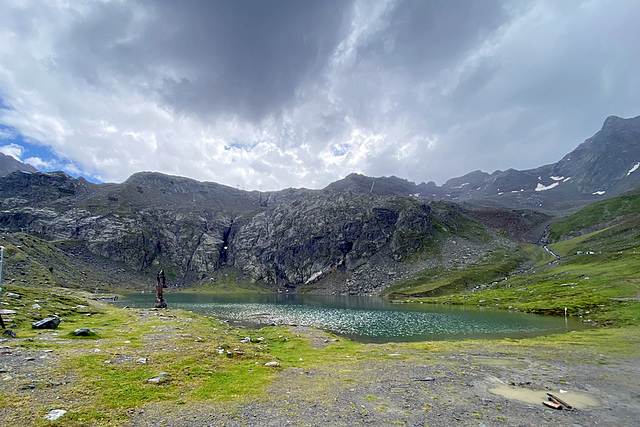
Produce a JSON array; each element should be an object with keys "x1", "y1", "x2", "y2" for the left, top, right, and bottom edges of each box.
[
  {"x1": 32, "y1": 317, "x2": 61, "y2": 329},
  {"x1": 148, "y1": 372, "x2": 171, "y2": 384},
  {"x1": 44, "y1": 409, "x2": 67, "y2": 420}
]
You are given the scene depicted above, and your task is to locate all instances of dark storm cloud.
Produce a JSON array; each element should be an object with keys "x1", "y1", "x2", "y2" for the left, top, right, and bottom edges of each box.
[
  {"x1": 357, "y1": 0, "x2": 505, "y2": 73},
  {"x1": 52, "y1": 0, "x2": 351, "y2": 121},
  {"x1": 139, "y1": 0, "x2": 352, "y2": 121}
]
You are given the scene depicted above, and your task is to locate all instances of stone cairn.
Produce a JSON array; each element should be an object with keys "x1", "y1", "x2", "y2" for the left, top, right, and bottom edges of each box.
[{"x1": 155, "y1": 269, "x2": 167, "y2": 308}]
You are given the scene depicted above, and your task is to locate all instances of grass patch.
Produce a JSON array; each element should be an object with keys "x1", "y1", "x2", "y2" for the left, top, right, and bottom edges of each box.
[
  {"x1": 549, "y1": 188, "x2": 640, "y2": 241},
  {"x1": 384, "y1": 248, "x2": 527, "y2": 298}
]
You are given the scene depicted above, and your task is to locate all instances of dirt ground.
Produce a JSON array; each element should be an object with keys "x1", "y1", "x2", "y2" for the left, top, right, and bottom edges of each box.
[
  {"x1": 1, "y1": 322, "x2": 639, "y2": 426},
  {"x1": 124, "y1": 327, "x2": 639, "y2": 427}
]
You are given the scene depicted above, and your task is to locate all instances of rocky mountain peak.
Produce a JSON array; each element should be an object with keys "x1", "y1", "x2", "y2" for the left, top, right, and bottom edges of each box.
[
  {"x1": 602, "y1": 114, "x2": 640, "y2": 132},
  {"x1": 0, "y1": 153, "x2": 37, "y2": 176}
]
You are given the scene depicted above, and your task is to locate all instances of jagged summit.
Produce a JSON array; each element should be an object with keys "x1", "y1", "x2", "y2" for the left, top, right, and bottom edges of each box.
[
  {"x1": 0, "y1": 152, "x2": 37, "y2": 176},
  {"x1": 323, "y1": 115, "x2": 640, "y2": 212}
]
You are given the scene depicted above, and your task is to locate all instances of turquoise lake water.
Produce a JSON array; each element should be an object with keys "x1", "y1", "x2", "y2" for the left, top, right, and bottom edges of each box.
[{"x1": 112, "y1": 292, "x2": 588, "y2": 343}]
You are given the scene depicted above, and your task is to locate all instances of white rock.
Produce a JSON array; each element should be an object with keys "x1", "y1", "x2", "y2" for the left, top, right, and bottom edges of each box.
[
  {"x1": 264, "y1": 361, "x2": 280, "y2": 367},
  {"x1": 44, "y1": 409, "x2": 67, "y2": 420}
]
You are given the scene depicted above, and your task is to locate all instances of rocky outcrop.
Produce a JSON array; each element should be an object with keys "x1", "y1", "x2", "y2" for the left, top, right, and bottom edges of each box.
[
  {"x1": 0, "y1": 153, "x2": 37, "y2": 176},
  {"x1": 0, "y1": 169, "x2": 512, "y2": 292},
  {"x1": 228, "y1": 193, "x2": 435, "y2": 288}
]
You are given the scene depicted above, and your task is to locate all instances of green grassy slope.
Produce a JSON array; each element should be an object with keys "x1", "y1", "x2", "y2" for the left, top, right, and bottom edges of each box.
[
  {"x1": 0, "y1": 233, "x2": 149, "y2": 293},
  {"x1": 392, "y1": 211, "x2": 640, "y2": 327},
  {"x1": 549, "y1": 188, "x2": 640, "y2": 241}
]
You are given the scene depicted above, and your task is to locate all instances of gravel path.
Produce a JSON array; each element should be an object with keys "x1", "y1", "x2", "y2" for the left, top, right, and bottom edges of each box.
[{"x1": 2, "y1": 323, "x2": 638, "y2": 426}]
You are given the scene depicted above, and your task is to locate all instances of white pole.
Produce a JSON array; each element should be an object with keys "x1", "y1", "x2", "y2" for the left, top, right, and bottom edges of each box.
[
  {"x1": 0, "y1": 246, "x2": 4, "y2": 298},
  {"x1": 0, "y1": 246, "x2": 4, "y2": 329}
]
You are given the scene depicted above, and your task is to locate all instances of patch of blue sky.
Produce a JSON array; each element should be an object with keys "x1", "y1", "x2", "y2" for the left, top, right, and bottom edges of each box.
[
  {"x1": 0, "y1": 123, "x2": 101, "y2": 183},
  {"x1": 225, "y1": 140, "x2": 260, "y2": 151},
  {"x1": 331, "y1": 143, "x2": 350, "y2": 157}
]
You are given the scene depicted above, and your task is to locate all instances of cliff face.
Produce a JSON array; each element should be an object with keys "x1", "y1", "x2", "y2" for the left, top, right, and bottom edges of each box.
[
  {"x1": 0, "y1": 169, "x2": 517, "y2": 293},
  {"x1": 228, "y1": 193, "x2": 435, "y2": 288}
]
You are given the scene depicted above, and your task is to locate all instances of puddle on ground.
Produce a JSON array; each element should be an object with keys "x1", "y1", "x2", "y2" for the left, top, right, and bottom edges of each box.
[
  {"x1": 471, "y1": 356, "x2": 528, "y2": 368},
  {"x1": 489, "y1": 384, "x2": 602, "y2": 409}
]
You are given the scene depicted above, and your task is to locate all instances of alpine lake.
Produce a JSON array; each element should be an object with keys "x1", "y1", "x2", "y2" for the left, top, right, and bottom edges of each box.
[{"x1": 111, "y1": 292, "x2": 589, "y2": 343}]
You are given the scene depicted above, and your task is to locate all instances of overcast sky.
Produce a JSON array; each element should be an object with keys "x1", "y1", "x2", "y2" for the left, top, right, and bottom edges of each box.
[{"x1": 1, "y1": 0, "x2": 639, "y2": 190}]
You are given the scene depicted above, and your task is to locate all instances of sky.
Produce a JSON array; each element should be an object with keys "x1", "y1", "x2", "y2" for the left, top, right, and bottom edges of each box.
[{"x1": 0, "y1": 0, "x2": 639, "y2": 191}]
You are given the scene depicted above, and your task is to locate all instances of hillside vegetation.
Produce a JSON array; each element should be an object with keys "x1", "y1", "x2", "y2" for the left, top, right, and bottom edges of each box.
[
  {"x1": 548, "y1": 188, "x2": 640, "y2": 241},
  {"x1": 391, "y1": 197, "x2": 640, "y2": 327}
]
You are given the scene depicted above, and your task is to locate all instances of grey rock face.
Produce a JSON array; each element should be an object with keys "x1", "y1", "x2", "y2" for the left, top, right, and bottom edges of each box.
[
  {"x1": 0, "y1": 170, "x2": 522, "y2": 293},
  {"x1": 229, "y1": 193, "x2": 435, "y2": 288},
  {"x1": 32, "y1": 317, "x2": 61, "y2": 329}
]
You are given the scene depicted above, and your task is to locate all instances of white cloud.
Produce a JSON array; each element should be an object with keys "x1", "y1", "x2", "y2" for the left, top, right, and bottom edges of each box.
[
  {"x1": 0, "y1": 0, "x2": 638, "y2": 190},
  {"x1": 0, "y1": 143, "x2": 24, "y2": 161},
  {"x1": 24, "y1": 156, "x2": 57, "y2": 170}
]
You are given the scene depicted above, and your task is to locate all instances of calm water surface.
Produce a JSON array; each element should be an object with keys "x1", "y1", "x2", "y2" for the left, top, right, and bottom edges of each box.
[{"x1": 113, "y1": 292, "x2": 588, "y2": 343}]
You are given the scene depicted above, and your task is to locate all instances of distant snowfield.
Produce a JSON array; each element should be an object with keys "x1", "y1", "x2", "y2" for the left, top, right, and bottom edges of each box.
[
  {"x1": 627, "y1": 162, "x2": 640, "y2": 176},
  {"x1": 535, "y1": 182, "x2": 559, "y2": 192},
  {"x1": 592, "y1": 191, "x2": 606, "y2": 195},
  {"x1": 451, "y1": 182, "x2": 469, "y2": 189}
]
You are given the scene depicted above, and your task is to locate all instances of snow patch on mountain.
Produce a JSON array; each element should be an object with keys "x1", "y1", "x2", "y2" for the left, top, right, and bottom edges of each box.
[
  {"x1": 535, "y1": 182, "x2": 559, "y2": 192},
  {"x1": 626, "y1": 162, "x2": 639, "y2": 177},
  {"x1": 451, "y1": 182, "x2": 469, "y2": 189}
]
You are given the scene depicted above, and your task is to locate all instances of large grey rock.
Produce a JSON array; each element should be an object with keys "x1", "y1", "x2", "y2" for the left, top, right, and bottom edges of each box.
[
  {"x1": 72, "y1": 328, "x2": 91, "y2": 336},
  {"x1": 32, "y1": 317, "x2": 60, "y2": 329},
  {"x1": 147, "y1": 372, "x2": 171, "y2": 384},
  {"x1": 44, "y1": 409, "x2": 67, "y2": 421},
  {"x1": 4, "y1": 292, "x2": 22, "y2": 299}
]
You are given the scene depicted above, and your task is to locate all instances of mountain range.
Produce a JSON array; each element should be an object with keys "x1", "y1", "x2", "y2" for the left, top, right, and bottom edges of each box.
[
  {"x1": 1, "y1": 115, "x2": 638, "y2": 294},
  {"x1": 327, "y1": 115, "x2": 640, "y2": 212}
]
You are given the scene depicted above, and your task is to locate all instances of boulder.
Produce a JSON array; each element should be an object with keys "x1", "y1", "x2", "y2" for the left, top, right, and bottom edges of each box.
[
  {"x1": 32, "y1": 317, "x2": 61, "y2": 329},
  {"x1": 4, "y1": 292, "x2": 21, "y2": 299},
  {"x1": 44, "y1": 409, "x2": 67, "y2": 421},
  {"x1": 72, "y1": 328, "x2": 91, "y2": 336},
  {"x1": 147, "y1": 372, "x2": 171, "y2": 384},
  {"x1": 2, "y1": 329, "x2": 16, "y2": 338}
]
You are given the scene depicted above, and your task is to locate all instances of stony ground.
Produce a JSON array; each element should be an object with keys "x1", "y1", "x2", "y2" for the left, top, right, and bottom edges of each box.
[
  {"x1": 123, "y1": 331, "x2": 640, "y2": 427},
  {"x1": 1, "y1": 306, "x2": 639, "y2": 427}
]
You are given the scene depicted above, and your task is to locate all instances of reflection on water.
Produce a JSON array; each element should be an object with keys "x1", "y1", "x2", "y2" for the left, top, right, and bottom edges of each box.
[{"x1": 112, "y1": 292, "x2": 589, "y2": 343}]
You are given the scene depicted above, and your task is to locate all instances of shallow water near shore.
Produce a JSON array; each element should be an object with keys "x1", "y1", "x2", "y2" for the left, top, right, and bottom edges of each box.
[
  {"x1": 112, "y1": 292, "x2": 589, "y2": 343},
  {"x1": 489, "y1": 384, "x2": 602, "y2": 409}
]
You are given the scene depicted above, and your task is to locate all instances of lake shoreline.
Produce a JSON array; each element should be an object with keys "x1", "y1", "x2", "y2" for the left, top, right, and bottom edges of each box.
[
  {"x1": 112, "y1": 291, "x2": 590, "y2": 343},
  {"x1": 1, "y1": 287, "x2": 638, "y2": 426}
]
